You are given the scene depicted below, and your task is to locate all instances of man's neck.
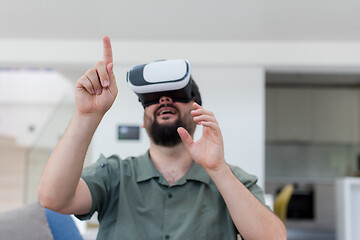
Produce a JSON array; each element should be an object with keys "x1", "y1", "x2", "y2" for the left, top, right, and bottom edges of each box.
[{"x1": 149, "y1": 142, "x2": 193, "y2": 186}]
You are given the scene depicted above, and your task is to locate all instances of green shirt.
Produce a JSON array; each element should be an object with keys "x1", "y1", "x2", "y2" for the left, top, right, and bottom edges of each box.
[{"x1": 76, "y1": 151, "x2": 267, "y2": 240}]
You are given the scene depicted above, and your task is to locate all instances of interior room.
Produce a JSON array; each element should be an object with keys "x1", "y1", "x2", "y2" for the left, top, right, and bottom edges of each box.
[
  {"x1": 1, "y1": 1, "x2": 360, "y2": 239},
  {"x1": 265, "y1": 73, "x2": 360, "y2": 240}
]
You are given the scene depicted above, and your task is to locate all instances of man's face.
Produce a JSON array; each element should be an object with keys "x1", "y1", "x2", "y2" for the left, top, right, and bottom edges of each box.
[{"x1": 143, "y1": 96, "x2": 196, "y2": 147}]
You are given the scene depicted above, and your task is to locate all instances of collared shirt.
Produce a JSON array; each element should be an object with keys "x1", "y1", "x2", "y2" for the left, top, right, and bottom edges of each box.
[{"x1": 76, "y1": 151, "x2": 267, "y2": 240}]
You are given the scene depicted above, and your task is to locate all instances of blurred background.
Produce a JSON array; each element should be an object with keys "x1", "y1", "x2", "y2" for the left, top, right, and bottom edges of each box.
[{"x1": 1, "y1": 0, "x2": 360, "y2": 239}]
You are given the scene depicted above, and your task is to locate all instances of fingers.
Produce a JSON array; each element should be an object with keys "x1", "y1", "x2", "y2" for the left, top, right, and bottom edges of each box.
[
  {"x1": 76, "y1": 35, "x2": 117, "y2": 96},
  {"x1": 102, "y1": 35, "x2": 113, "y2": 65},
  {"x1": 191, "y1": 103, "x2": 219, "y2": 129},
  {"x1": 102, "y1": 36, "x2": 117, "y2": 93},
  {"x1": 190, "y1": 103, "x2": 223, "y2": 142},
  {"x1": 177, "y1": 127, "x2": 194, "y2": 149},
  {"x1": 106, "y1": 62, "x2": 118, "y2": 93},
  {"x1": 85, "y1": 68, "x2": 102, "y2": 95},
  {"x1": 94, "y1": 61, "x2": 110, "y2": 88},
  {"x1": 76, "y1": 75, "x2": 95, "y2": 94},
  {"x1": 78, "y1": 61, "x2": 113, "y2": 95},
  {"x1": 191, "y1": 103, "x2": 215, "y2": 117}
]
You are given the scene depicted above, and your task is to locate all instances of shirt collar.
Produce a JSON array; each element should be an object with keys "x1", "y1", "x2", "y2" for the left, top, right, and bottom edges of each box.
[
  {"x1": 182, "y1": 161, "x2": 211, "y2": 185},
  {"x1": 135, "y1": 151, "x2": 161, "y2": 183},
  {"x1": 135, "y1": 150, "x2": 211, "y2": 186}
]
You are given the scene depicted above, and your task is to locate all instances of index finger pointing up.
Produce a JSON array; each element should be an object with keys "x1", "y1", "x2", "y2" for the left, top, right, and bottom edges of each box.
[{"x1": 102, "y1": 35, "x2": 113, "y2": 65}]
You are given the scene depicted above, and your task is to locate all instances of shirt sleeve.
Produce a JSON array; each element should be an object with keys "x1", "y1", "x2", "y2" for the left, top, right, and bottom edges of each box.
[
  {"x1": 75, "y1": 154, "x2": 120, "y2": 221},
  {"x1": 228, "y1": 164, "x2": 271, "y2": 210}
]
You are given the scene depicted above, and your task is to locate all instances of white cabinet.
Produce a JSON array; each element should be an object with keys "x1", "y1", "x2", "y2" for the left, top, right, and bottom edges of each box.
[
  {"x1": 336, "y1": 177, "x2": 360, "y2": 240},
  {"x1": 266, "y1": 88, "x2": 360, "y2": 143}
]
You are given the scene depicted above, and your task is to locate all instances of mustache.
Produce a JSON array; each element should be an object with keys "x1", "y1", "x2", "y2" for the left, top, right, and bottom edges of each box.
[{"x1": 155, "y1": 103, "x2": 179, "y2": 114}]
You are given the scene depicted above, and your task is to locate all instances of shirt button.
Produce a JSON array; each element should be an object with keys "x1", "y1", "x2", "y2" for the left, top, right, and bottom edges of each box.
[
  {"x1": 165, "y1": 235, "x2": 170, "y2": 240},
  {"x1": 168, "y1": 193, "x2": 173, "y2": 198}
]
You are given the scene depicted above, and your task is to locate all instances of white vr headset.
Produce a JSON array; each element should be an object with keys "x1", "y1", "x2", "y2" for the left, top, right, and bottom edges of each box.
[{"x1": 127, "y1": 59, "x2": 200, "y2": 107}]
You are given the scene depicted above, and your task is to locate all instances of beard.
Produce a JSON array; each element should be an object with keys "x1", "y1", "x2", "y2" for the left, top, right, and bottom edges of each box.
[{"x1": 145, "y1": 104, "x2": 195, "y2": 147}]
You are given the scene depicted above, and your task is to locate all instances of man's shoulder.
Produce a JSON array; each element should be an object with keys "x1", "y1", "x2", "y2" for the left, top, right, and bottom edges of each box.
[
  {"x1": 228, "y1": 164, "x2": 259, "y2": 187},
  {"x1": 96, "y1": 152, "x2": 147, "y2": 162},
  {"x1": 94, "y1": 153, "x2": 121, "y2": 168},
  {"x1": 94, "y1": 152, "x2": 149, "y2": 172}
]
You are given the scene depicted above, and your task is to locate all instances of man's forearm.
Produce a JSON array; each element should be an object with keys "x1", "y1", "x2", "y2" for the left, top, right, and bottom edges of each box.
[
  {"x1": 38, "y1": 111, "x2": 103, "y2": 211},
  {"x1": 207, "y1": 164, "x2": 287, "y2": 240}
]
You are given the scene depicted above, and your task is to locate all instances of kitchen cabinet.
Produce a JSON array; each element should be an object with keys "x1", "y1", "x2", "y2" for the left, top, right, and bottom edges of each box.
[
  {"x1": 266, "y1": 88, "x2": 360, "y2": 143},
  {"x1": 313, "y1": 89, "x2": 359, "y2": 143},
  {"x1": 266, "y1": 88, "x2": 314, "y2": 142}
]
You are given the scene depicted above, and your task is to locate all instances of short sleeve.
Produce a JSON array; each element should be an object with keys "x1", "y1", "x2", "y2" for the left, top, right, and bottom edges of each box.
[
  {"x1": 228, "y1": 165, "x2": 270, "y2": 209},
  {"x1": 75, "y1": 154, "x2": 120, "y2": 221}
]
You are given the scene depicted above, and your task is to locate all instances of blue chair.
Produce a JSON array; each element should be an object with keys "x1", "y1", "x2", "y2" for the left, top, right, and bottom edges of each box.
[{"x1": 45, "y1": 208, "x2": 83, "y2": 240}]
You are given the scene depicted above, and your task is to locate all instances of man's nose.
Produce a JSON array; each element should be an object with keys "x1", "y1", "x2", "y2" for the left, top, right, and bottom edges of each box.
[{"x1": 159, "y1": 96, "x2": 173, "y2": 104}]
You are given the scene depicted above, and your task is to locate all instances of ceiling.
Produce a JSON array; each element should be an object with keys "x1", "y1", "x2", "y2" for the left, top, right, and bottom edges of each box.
[
  {"x1": 2, "y1": 0, "x2": 360, "y2": 41},
  {"x1": 3, "y1": 0, "x2": 360, "y2": 84}
]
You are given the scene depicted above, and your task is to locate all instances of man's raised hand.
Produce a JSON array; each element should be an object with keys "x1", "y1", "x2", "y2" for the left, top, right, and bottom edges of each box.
[
  {"x1": 177, "y1": 103, "x2": 226, "y2": 172},
  {"x1": 75, "y1": 35, "x2": 118, "y2": 116}
]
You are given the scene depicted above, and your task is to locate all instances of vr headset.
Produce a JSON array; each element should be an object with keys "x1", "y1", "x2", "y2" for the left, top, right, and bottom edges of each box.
[{"x1": 127, "y1": 59, "x2": 200, "y2": 107}]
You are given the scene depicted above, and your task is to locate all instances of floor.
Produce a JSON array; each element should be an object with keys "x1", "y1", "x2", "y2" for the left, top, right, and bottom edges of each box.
[{"x1": 287, "y1": 228, "x2": 336, "y2": 240}]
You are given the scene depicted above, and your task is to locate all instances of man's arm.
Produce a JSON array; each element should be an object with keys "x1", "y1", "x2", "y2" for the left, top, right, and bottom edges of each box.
[
  {"x1": 38, "y1": 36, "x2": 118, "y2": 215},
  {"x1": 177, "y1": 103, "x2": 286, "y2": 240}
]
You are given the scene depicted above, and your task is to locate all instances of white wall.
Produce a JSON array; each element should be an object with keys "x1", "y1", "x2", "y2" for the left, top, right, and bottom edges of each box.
[
  {"x1": 4, "y1": 39, "x2": 360, "y2": 68},
  {"x1": 192, "y1": 65, "x2": 265, "y2": 186}
]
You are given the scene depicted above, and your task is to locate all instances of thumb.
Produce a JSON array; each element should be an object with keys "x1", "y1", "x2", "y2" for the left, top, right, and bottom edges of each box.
[{"x1": 177, "y1": 127, "x2": 193, "y2": 149}]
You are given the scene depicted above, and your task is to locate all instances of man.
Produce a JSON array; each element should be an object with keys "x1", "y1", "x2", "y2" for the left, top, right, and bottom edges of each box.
[{"x1": 38, "y1": 36, "x2": 286, "y2": 240}]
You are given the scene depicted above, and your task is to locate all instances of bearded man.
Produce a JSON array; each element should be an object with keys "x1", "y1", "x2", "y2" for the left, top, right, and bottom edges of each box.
[{"x1": 38, "y1": 36, "x2": 286, "y2": 240}]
